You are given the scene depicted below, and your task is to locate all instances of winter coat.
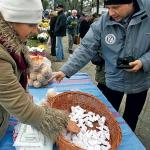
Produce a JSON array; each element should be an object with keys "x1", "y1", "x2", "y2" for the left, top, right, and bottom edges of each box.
[
  {"x1": 49, "y1": 16, "x2": 57, "y2": 37},
  {"x1": 54, "y1": 11, "x2": 66, "y2": 36},
  {"x1": 0, "y1": 14, "x2": 68, "y2": 139},
  {"x1": 79, "y1": 19, "x2": 90, "y2": 38},
  {"x1": 60, "y1": 0, "x2": 150, "y2": 94}
]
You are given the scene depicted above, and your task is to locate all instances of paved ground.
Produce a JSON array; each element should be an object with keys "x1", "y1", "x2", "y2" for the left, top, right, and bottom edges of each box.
[{"x1": 48, "y1": 37, "x2": 150, "y2": 149}]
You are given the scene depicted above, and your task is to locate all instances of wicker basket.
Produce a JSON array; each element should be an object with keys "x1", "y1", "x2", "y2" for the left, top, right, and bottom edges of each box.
[{"x1": 48, "y1": 91, "x2": 122, "y2": 150}]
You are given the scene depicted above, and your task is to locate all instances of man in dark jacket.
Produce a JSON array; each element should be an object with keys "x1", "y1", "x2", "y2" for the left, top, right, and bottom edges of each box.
[
  {"x1": 79, "y1": 15, "x2": 90, "y2": 39},
  {"x1": 54, "y1": 5, "x2": 67, "y2": 61},
  {"x1": 48, "y1": 11, "x2": 57, "y2": 56}
]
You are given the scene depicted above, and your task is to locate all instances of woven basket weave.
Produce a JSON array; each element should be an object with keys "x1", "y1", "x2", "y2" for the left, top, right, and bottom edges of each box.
[{"x1": 48, "y1": 91, "x2": 122, "y2": 150}]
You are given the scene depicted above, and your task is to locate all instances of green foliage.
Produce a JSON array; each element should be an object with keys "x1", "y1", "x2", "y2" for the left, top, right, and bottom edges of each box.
[
  {"x1": 54, "y1": 0, "x2": 81, "y2": 11},
  {"x1": 54, "y1": 0, "x2": 104, "y2": 14},
  {"x1": 42, "y1": 0, "x2": 49, "y2": 10},
  {"x1": 27, "y1": 39, "x2": 38, "y2": 47}
]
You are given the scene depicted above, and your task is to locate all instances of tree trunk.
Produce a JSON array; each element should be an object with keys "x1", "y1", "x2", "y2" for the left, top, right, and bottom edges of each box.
[
  {"x1": 80, "y1": 0, "x2": 83, "y2": 13},
  {"x1": 96, "y1": 0, "x2": 99, "y2": 15}
]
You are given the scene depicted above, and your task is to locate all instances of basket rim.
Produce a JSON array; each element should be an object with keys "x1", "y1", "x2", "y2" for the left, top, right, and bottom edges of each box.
[{"x1": 48, "y1": 91, "x2": 122, "y2": 149}]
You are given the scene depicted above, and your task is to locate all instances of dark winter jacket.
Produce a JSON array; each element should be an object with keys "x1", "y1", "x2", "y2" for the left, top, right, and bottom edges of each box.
[
  {"x1": 54, "y1": 11, "x2": 66, "y2": 36},
  {"x1": 79, "y1": 19, "x2": 90, "y2": 38},
  {"x1": 49, "y1": 16, "x2": 57, "y2": 37}
]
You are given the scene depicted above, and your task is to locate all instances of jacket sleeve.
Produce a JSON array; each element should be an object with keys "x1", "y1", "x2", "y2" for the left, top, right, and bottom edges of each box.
[
  {"x1": 139, "y1": 51, "x2": 150, "y2": 72},
  {"x1": 79, "y1": 20, "x2": 83, "y2": 35},
  {"x1": 0, "y1": 59, "x2": 68, "y2": 139},
  {"x1": 60, "y1": 21, "x2": 101, "y2": 77}
]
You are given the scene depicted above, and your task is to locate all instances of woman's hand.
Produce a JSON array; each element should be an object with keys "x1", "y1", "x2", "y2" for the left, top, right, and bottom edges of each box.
[{"x1": 67, "y1": 120, "x2": 80, "y2": 134}]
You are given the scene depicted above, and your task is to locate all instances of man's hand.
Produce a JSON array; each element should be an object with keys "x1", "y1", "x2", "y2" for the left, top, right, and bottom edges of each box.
[
  {"x1": 127, "y1": 60, "x2": 143, "y2": 72},
  {"x1": 53, "y1": 71, "x2": 66, "y2": 82}
]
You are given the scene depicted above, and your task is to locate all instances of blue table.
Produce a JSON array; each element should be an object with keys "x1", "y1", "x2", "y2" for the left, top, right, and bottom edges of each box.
[{"x1": 0, "y1": 73, "x2": 146, "y2": 150}]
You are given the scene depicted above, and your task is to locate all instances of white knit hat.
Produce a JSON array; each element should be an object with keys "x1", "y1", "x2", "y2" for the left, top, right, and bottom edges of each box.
[{"x1": 0, "y1": 0, "x2": 43, "y2": 24}]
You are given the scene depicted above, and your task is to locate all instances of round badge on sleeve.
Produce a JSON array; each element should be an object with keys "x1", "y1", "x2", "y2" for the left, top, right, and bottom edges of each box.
[{"x1": 105, "y1": 34, "x2": 116, "y2": 45}]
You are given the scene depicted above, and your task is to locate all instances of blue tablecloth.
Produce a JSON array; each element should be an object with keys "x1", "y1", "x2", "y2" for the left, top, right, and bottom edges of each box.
[{"x1": 0, "y1": 73, "x2": 146, "y2": 150}]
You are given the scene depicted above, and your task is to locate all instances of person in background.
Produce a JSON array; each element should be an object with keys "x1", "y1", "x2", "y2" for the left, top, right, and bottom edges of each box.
[
  {"x1": 54, "y1": 4, "x2": 67, "y2": 61},
  {"x1": 66, "y1": 10, "x2": 71, "y2": 18},
  {"x1": 66, "y1": 9, "x2": 79, "y2": 54},
  {"x1": 89, "y1": 13, "x2": 99, "y2": 24},
  {"x1": 43, "y1": 10, "x2": 49, "y2": 19},
  {"x1": 54, "y1": 0, "x2": 150, "y2": 131},
  {"x1": 79, "y1": 13, "x2": 86, "y2": 23},
  {"x1": 0, "y1": 0, "x2": 78, "y2": 140},
  {"x1": 48, "y1": 11, "x2": 58, "y2": 56},
  {"x1": 79, "y1": 15, "x2": 90, "y2": 39}
]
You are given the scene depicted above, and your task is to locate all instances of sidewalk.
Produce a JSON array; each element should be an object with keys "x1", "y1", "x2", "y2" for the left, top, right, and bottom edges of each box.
[{"x1": 136, "y1": 90, "x2": 150, "y2": 149}]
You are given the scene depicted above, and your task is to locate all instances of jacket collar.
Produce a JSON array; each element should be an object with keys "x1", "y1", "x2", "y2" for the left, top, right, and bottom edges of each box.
[
  {"x1": 71, "y1": 16, "x2": 78, "y2": 19},
  {"x1": 0, "y1": 14, "x2": 31, "y2": 68}
]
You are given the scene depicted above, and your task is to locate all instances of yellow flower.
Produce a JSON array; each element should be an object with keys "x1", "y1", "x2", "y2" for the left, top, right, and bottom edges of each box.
[
  {"x1": 38, "y1": 44, "x2": 46, "y2": 49},
  {"x1": 40, "y1": 22, "x2": 49, "y2": 28},
  {"x1": 42, "y1": 18, "x2": 49, "y2": 23}
]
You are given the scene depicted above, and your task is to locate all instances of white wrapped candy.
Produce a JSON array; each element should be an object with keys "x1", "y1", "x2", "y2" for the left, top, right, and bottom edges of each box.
[{"x1": 63, "y1": 106, "x2": 111, "y2": 150}]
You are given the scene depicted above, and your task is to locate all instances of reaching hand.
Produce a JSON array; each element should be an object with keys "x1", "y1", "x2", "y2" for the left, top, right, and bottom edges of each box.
[
  {"x1": 67, "y1": 120, "x2": 80, "y2": 134},
  {"x1": 53, "y1": 71, "x2": 66, "y2": 82},
  {"x1": 127, "y1": 60, "x2": 143, "y2": 72}
]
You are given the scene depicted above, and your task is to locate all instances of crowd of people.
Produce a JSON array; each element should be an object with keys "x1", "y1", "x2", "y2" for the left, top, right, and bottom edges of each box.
[
  {"x1": 48, "y1": 5, "x2": 100, "y2": 60},
  {"x1": 47, "y1": 6, "x2": 106, "y2": 94}
]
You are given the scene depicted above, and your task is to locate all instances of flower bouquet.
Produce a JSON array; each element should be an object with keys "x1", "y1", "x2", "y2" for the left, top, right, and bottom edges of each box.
[
  {"x1": 37, "y1": 33, "x2": 49, "y2": 43},
  {"x1": 38, "y1": 21, "x2": 50, "y2": 32},
  {"x1": 28, "y1": 45, "x2": 47, "y2": 57},
  {"x1": 71, "y1": 21, "x2": 78, "y2": 28}
]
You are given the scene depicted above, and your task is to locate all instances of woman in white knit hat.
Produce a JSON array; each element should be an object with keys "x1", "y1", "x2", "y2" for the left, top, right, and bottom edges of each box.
[{"x1": 0, "y1": 0, "x2": 79, "y2": 140}]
